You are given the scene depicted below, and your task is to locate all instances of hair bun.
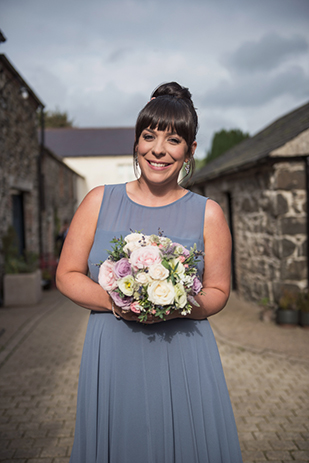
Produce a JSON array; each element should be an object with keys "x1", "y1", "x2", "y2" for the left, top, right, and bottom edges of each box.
[{"x1": 152, "y1": 82, "x2": 193, "y2": 103}]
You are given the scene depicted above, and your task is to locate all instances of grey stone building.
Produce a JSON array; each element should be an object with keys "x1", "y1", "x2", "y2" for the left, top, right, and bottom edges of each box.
[
  {"x1": 40, "y1": 146, "x2": 84, "y2": 262},
  {"x1": 0, "y1": 54, "x2": 83, "y2": 298},
  {"x1": 188, "y1": 101, "x2": 309, "y2": 306},
  {"x1": 0, "y1": 54, "x2": 43, "y2": 267}
]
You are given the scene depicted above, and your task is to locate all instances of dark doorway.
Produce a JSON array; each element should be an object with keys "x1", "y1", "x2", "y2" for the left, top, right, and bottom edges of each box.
[
  {"x1": 226, "y1": 192, "x2": 237, "y2": 290},
  {"x1": 12, "y1": 193, "x2": 25, "y2": 255}
]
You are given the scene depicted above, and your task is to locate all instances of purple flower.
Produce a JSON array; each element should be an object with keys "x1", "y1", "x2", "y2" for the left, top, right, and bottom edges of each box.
[
  {"x1": 192, "y1": 276, "x2": 202, "y2": 295},
  {"x1": 110, "y1": 291, "x2": 133, "y2": 310},
  {"x1": 114, "y1": 258, "x2": 132, "y2": 279}
]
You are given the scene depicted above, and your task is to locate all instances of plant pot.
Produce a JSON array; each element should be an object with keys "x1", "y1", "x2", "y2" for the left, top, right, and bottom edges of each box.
[
  {"x1": 276, "y1": 309, "x2": 299, "y2": 326},
  {"x1": 299, "y1": 311, "x2": 309, "y2": 328},
  {"x1": 4, "y1": 269, "x2": 42, "y2": 307}
]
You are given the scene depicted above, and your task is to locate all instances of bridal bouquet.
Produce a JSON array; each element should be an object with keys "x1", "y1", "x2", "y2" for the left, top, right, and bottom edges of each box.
[{"x1": 98, "y1": 231, "x2": 204, "y2": 322}]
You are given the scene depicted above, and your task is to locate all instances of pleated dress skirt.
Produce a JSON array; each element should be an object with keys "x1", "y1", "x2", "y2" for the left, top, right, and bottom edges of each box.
[{"x1": 69, "y1": 312, "x2": 242, "y2": 463}]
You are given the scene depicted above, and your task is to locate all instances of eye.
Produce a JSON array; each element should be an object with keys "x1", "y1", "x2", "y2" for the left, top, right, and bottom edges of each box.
[
  {"x1": 168, "y1": 137, "x2": 181, "y2": 144},
  {"x1": 142, "y1": 133, "x2": 154, "y2": 141}
]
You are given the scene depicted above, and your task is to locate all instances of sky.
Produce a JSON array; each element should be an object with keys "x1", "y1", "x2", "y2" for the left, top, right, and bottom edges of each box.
[{"x1": 1, "y1": 0, "x2": 309, "y2": 159}]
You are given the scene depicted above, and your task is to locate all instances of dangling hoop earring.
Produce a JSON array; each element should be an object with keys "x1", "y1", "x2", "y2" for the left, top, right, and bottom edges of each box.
[{"x1": 184, "y1": 160, "x2": 191, "y2": 175}]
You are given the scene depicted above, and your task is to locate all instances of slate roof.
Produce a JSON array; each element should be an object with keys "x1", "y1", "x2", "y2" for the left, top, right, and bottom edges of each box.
[
  {"x1": 44, "y1": 127, "x2": 135, "y2": 158},
  {"x1": 190, "y1": 101, "x2": 309, "y2": 185}
]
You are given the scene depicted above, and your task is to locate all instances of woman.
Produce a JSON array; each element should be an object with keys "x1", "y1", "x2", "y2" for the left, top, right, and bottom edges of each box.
[{"x1": 56, "y1": 82, "x2": 243, "y2": 462}]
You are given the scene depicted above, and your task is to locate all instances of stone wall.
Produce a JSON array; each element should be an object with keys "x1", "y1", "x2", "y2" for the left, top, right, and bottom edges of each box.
[
  {"x1": 41, "y1": 149, "x2": 81, "y2": 260},
  {"x1": 192, "y1": 159, "x2": 307, "y2": 305},
  {"x1": 0, "y1": 58, "x2": 40, "y2": 293},
  {"x1": 0, "y1": 57, "x2": 83, "y2": 299}
]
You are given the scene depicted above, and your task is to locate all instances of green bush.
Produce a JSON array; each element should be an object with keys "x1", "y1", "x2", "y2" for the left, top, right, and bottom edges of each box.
[
  {"x1": 278, "y1": 290, "x2": 298, "y2": 311},
  {"x1": 296, "y1": 292, "x2": 309, "y2": 312},
  {"x1": 2, "y1": 226, "x2": 38, "y2": 274}
]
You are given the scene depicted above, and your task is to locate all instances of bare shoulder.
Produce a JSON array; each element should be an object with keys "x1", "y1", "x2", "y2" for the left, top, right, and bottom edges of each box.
[
  {"x1": 203, "y1": 198, "x2": 231, "y2": 243},
  {"x1": 82, "y1": 185, "x2": 105, "y2": 206},
  {"x1": 77, "y1": 186, "x2": 105, "y2": 215},
  {"x1": 204, "y1": 199, "x2": 226, "y2": 223}
]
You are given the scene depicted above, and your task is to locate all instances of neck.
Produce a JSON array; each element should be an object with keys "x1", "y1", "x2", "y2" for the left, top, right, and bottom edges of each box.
[{"x1": 127, "y1": 179, "x2": 187, "y2": 207}]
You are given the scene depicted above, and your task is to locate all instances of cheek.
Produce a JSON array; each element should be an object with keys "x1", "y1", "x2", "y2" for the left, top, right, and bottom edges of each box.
[{"x1": 136, "y1": 141, "x2": 148, "y2": 155}]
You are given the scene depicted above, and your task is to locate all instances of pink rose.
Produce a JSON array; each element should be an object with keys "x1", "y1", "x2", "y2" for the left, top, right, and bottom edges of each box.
[
  {"x1": 192, "y1": 276, "x2": 202, "y2": 295},
  {"x1": 114, "y1": 258, "x2": 132, "y2": 279},
  {"x1": 130, "y1": 245, "x2": 161, "y2": 270},
  {"x1": 110, "y1": 291, "x2": 133, "y2": 310},
  {"x1": 130, "y1": 301, "x2": 142, "y2": 313},
  {"x1": 178, "y1": 256, "x2": 185, "y2": 263},
  {"x1": 98, "y1": 260, "x2": 117, "y2": 291}
]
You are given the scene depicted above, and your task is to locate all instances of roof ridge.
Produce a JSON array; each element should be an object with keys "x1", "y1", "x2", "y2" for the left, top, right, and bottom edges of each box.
[{"x1": 190, "y1": 99, "x2": 309, "y2": 185}]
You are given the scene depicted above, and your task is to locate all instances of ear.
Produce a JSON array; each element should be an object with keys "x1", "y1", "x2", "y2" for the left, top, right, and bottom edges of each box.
[
  {"x1": 185, "y1": 141, "x2": 197, "y2": 162},
  {"x1": 134, "y1": 140, "x2": 138, "y2": 154}
]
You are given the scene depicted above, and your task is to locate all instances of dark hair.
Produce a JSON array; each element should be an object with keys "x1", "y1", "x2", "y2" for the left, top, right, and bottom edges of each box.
[{"x1": 133, "y1": 82, "x2": 198, "y2": 180}]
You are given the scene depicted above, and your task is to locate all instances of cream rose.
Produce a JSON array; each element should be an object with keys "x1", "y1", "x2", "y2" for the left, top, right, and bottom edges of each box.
[
  {"x1": 135, "y1": 271, "x2": 153, "y2": 285},
  {"x1": 148, "y1": 263, "x2": 169, "y2": 280},
  {"x1": 123, "y1": 233, "x2": 150, "y2": 254},
  {"x1": 147, "y1": 280, "x2": 175, "y2": 306}
]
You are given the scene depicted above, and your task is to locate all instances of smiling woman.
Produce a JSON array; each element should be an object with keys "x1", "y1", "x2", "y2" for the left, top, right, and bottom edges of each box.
[
  {"x1": 133, "y1": 82, "x2": 198, "y2": 183},
  {"x1": 56, "y1": 81, "x2": 243, "y2": 462},
  {"x1": 133, "y1": 126, "x2": 195, "y2": 195}
]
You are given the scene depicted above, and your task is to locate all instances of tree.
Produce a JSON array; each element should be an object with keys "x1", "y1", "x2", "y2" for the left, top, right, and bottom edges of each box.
[
  {"x1": 38, "y1": 108, "x2": 74, "y2": 128},
  {"x1": 200, "y1": 128, "x2": 250, "y2": 168}
]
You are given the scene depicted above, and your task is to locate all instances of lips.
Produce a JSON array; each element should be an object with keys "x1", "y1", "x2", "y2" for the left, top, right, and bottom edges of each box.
[{"x1": 147, "y1": 160, "x2": 171, "y2": 168}]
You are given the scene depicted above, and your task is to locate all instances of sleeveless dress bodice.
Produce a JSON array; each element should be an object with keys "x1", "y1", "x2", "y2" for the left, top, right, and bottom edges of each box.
[
  {"x1": 70, "y1": 183, "x2": 243, "y2": 463},
  {"x1": 88, "y1": 183, "x2": 206, "y2": 283}
]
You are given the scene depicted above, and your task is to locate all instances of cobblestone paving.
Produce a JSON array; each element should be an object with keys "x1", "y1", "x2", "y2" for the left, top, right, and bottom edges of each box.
[{"x1": 0, "y1": 295, "x2": 308, "y2": 462}]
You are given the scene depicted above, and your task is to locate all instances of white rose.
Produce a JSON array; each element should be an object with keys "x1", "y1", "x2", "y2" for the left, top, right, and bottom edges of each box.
[
  {"x1": 147, "y1": 280, "x2": 175, "y2": 306},
  {"x1": 123, "y1": 233, "x2": 151, "y2": 254},
  {"x1": 135, "y1": 271, "x2": 153, "y2": 284},
  {"x1": 148, "y1": 263, "x2": 169, "y2": 280}
]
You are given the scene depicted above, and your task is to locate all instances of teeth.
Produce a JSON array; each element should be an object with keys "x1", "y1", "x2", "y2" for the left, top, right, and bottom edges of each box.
[{"x1": 149, "y1": 162, "x2": 167, "y2": 167}]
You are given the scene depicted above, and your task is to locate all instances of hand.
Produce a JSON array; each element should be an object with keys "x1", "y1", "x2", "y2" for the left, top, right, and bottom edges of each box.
[{"x1": 113, "y1": 306, "x2": 165, "y2": 324}]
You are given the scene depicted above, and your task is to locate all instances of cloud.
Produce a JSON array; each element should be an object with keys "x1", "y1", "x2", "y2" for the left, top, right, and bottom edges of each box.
[
  {"x1": 225, "y1": 33, "x2": 308, "y2": 73},
  {"x1": 107, "y1": 47, "x2": 132, "y2": 63},
  {"x1": 201, "y1": 66, "x2": 309, "y2": 108}
]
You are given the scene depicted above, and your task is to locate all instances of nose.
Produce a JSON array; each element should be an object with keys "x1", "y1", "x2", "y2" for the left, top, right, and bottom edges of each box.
[{"x1": 152, "y1": 138, "x2": 165, "y2": 157}]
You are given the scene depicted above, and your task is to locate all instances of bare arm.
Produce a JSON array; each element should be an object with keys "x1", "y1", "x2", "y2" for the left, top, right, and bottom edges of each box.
[
  {"x1": 184, "y1": 199, "x2": 232, "y2": 319},
  {"x1": 56, "y1": 186, "x2": 113, "y2": 312}
]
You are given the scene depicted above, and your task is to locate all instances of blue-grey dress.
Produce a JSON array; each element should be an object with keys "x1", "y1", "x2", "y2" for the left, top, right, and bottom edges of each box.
[{"x1": 69, "y1": 183, "x2": 242, "y2": 463}]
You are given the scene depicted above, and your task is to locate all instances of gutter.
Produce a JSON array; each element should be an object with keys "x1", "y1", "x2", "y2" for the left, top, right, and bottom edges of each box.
[{"x1": 38, "y1": 106, "x2": 45, "y2": 256}]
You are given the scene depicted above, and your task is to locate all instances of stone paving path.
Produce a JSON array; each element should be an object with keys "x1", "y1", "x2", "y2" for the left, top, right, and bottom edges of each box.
[{"x1": 0, "y1": 292, "x2": 308, "y2": 462}]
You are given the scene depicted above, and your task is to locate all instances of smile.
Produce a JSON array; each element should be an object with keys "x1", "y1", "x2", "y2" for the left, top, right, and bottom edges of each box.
[{"x1": 148, "y1": 161, "x2": 170, "y2": 168}]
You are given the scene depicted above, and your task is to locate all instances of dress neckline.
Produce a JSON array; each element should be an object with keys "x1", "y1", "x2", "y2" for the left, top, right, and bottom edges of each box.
[{"x1": 124, "y1": 183, "x2": 191, "y2": 209}]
